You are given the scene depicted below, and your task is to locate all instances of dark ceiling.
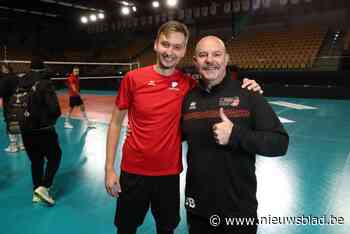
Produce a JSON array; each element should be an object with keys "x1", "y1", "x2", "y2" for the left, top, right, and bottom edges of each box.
[{"x1": 0, "y1": 0, "x2": 209, "y2": 23}]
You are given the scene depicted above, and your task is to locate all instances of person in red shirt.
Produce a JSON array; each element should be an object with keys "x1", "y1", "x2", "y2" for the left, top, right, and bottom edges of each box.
[
  {"x1": 64, "y1": 67, "x2": 94, "y2": 129},
  {"x1": 104, "y1": 21, "x2": 262, "y2": 234}
]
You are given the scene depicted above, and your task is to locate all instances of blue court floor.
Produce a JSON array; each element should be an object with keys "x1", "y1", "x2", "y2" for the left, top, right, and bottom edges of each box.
[{"x1": 0, "y1": 96, "x2": 349, "y2": 234}]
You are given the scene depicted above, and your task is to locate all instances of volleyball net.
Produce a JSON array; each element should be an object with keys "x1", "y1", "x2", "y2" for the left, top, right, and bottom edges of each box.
[{"x1": 0, "y1": 59, "x2": 140, "y2": 90}]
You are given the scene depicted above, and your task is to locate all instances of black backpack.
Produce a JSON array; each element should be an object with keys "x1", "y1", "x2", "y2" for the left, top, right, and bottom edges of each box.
[{"x1": 6, "y1": 80, "x2": 40, "y2": 134}]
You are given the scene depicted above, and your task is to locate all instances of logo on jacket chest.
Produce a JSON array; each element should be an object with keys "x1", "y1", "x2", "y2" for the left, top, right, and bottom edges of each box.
[
  {"x1": 189, "y1": 102, "x2": 197, "y2": 110},
  {"x1": 219, "y1": 96, "x2": 240, "y2": 107}
]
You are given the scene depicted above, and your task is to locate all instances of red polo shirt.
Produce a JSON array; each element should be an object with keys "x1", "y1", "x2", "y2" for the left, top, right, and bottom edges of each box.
[
  {"x1": 66, "y1": 74, "x2": 80, "y2": 97},
  {"x1": 115, "y1": 65, "x2": 196, "y2": 176}
]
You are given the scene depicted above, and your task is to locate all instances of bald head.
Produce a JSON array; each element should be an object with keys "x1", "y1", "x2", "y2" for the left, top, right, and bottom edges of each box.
[
  {"x1": 195, "y1": 36, "x2": 226, "y2": 55},
  {"x1": 193, "y1": 35, "x2": 229, "y2": 87}
]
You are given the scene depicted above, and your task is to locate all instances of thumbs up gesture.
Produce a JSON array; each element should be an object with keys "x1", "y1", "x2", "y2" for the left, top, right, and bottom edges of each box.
[{"x1": 212, "y1": 108, "x2": 234, "y2": 145}]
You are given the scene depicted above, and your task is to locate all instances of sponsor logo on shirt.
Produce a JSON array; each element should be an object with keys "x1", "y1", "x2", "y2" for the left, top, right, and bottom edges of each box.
[
  {"x1": 147, "y1": 80, "x2": 156, "y2": 86},
  {"x1": 219, "y1": 96, "x2": 240, "y2": 107},
  {"x1": 169, "y1": 81, "x2": 179, "y2": 91},
  {"x1": 189, "y1": 102, "x2": 197, "y2": 110}
]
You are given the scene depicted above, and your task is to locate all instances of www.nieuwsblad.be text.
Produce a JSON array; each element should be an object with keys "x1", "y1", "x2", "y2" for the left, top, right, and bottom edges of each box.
[{"x1": 209, "y1": 214, "x2": 345, "y2": 227}]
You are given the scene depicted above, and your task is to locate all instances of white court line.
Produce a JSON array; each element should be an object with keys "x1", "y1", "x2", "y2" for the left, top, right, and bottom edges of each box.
[
  {"x1": 278, "y1": 117, "x2": 295, "y2": 123},
  {"x1": 270, "y1": 101, "x2": 318, "y2": 110},
  {"x1": 323, "y1": 152, "x2": 350, "y2": 225},
  {"x1": 60, "y1": 114, "x2": 109, "y2": 124}
]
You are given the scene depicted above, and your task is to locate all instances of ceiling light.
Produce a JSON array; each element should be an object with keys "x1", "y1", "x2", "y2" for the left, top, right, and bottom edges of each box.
[
  {"x1": 121, "y1": 6, "x2": 130, "y2": 15},
  {"x1": 152, "y1": 1, "x2": 160, "y2": 8},
  {"x1": 166, "y1": 0, "x2": 178, "y2": 7},
  {"x1": 121, "y1": 1, "x2": 130, "y2": 6},
  {"x1": 90, "y1": 14, "x2": 97, "y2": 21},
  {"x1": 81, "y1": 16, "x2": 88, "y2": 24}
]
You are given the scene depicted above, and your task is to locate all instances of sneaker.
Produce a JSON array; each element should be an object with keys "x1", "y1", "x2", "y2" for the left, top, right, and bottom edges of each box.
[
  {"x1": 18, "y1": 143, "x2": 25, "y2": 151},
  {"x1": 34, "y1": 186, "x2": 55, "y2": 205},
  {"x1": 5, "y1": 144, "x2": 18, "y2": 153},
  {"x1": 32, "y1": 193, "x2": 42, "y2": 203},
  {"x1": 64, "y1": 122, "x2": 74, "y2": 129}
]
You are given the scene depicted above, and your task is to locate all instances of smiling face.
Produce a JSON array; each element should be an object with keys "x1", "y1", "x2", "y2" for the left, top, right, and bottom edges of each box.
[
  {"x1": 153, "y1": 21, "x2": 189, "y2": 75},
  {"x1": 154, "y1": 31, "x2": 187, "y2": 72},
  {"x1": 193, "y1": 36, "x2": 229, "y2": 86}
]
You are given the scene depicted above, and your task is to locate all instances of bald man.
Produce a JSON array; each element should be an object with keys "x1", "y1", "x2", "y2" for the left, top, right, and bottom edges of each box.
[{"x1": 181, "y1": 36, "x2": 289, "y2": 234}]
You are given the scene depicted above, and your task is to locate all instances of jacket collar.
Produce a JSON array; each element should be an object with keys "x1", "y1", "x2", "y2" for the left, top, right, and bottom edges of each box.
[{"x1": 198, "y1": 71, "x2": 232, "y2": 94}]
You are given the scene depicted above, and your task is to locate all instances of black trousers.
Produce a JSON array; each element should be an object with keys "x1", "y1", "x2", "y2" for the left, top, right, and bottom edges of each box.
[
  {"x1": 187, "y1": 212, "x2": 258, "y2": 234},
  {"x1": 22, "y1": 129, "x2": 62, "y2": 190},
  {"x1": 115, "y1": 171, "x2": 180, "y2": 234},
  {"x1": 69, "y1": 95, "x2": 83, "y2": 108}
]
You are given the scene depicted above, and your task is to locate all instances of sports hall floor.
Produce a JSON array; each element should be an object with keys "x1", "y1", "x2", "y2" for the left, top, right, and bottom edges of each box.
[{"x1": 0, "y1": 90, "x2": 349, "y2": 234}]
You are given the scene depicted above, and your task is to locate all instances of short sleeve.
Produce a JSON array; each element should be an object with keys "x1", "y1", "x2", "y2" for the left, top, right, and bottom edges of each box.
[{"x1": 115, "y1": 72, "x2": 132, "y2": 110}]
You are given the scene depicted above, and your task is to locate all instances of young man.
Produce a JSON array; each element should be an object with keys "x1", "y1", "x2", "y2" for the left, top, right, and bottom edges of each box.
[
  {"x1": 105, "y1": 21, "x2": 262, "y2": 234},
  {"x1": 64, "y1": 67, "x2": 94, "y2": 129},
  {"x1": 182, "y1": 36, "x2": 289, "y2": 234},
  {"x1": 0, "y1": 58, "x2": 62, "y2": 205}
]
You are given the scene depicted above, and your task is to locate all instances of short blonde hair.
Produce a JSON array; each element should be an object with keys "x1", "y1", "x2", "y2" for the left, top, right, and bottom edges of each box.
[{"x1": 156, "y1": 20, "x2": 190, "y2": 44}]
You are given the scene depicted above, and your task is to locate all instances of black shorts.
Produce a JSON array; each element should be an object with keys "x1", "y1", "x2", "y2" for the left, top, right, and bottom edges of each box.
[
  {"x1": 69, "y1": 95, "x2": 83, "y2": 108},
  {"x1": 115, "y1": 171, "x2": 180, "y2": 231},
  {"x1": 187, "y1": 212, "x2": 258, "y2": 234}
]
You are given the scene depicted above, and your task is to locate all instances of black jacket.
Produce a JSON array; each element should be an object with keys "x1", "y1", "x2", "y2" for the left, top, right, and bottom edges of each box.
[
  {"x1": 182, "y1": 73, "x2": 289, "y2": 218},
  {"x1": 0, "y1": 71, "x2": 61, "y2": 133},
  {"x1": 0, "y1": 72, "x2": 18, "y2": 121}
]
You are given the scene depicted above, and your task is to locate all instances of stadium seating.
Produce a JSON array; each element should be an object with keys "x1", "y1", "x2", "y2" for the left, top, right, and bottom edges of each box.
[{"x1": 226, "y1": 25, "x2": 327, "y2": 70}]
